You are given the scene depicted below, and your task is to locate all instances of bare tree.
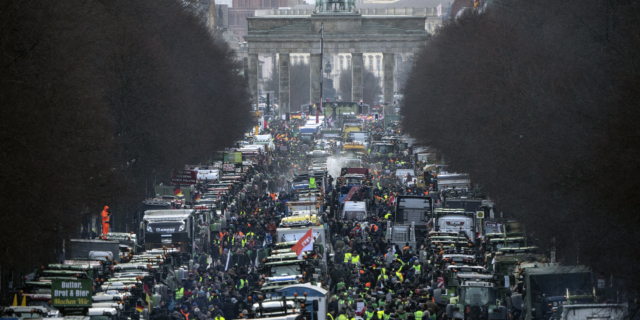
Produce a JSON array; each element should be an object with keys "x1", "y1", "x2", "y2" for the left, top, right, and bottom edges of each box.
[
  {"x1": 0, "y1": 0, "x2": 252, "y2": 290},
  {"x1": 401, "y1": 0, "x2": 640, "y2": 295}
]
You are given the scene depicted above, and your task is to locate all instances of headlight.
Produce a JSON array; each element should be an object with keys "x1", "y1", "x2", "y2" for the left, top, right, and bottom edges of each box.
[
  {"x1": 146, "y1": 225, "x2": 152, "y2": 232},
  {"x1": 178, "y1": 224, "x2": 185, "y2": 231}
]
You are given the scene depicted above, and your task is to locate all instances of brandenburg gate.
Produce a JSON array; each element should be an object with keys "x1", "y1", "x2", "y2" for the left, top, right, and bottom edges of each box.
[{"x1": 243, "y1": 0, "x2": 427, "y2": 115}]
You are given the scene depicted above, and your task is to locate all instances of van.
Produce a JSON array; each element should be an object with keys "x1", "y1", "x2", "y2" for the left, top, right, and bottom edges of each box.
[
  {"x1": 395, "y1": 169, "x2": 416, "y2": 182},
  {"x1": 342, "y1": 201, "x2": 367, "y2": 221}
]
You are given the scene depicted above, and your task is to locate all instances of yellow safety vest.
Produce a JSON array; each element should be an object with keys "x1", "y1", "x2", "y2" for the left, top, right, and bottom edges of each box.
[
  {"x1": 415, "y1": 311, "x2": 423, "y2": 319},
  {"x1": 396, "y1": 272, "x2": 404, "y2": 282},
  {"x1": 414, "y1": 265, "x2": 421, "y2": 274},
  {"x1": 365, "y1": 311, "x2": 375, "y2": 320},
  {"x1": 377, "y1": 311, "x2": 385, "y2": 319},
  {"x1": 351, "y1": 255, "x2": 360, "y2": 264},
  {"x1": 344, "y1": 252, "x2": 352, "y2": 263},
  {"x1": 327, "y1": 314, "x2": 334, "y2": 320},
  {"x1": 175, "y1": 287, "x2": 184, "y2": 299}
]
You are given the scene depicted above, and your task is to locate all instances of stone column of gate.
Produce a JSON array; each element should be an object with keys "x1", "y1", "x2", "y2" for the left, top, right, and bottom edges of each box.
[
  {"x1": 351, "y1": 53, "x2": 364, "y2": 103},
  {"x1": 383, "y1": 52, "x2": 395, "y2": 116},
  {"x1": 279, "y1": 53, "x2": 290, "y2": 118},
  {"x1": 248, "y1": 53, "x2": 259, "y2": 109},
  {"x1": 310, "y1": 54, "x2": 322, "y2": 108}
]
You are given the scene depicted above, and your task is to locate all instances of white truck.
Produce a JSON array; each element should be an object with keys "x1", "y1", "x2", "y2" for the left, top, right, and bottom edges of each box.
[
  {"x1": 140, "y1": 209, "x2": 195, "y2": 260},
  {"x1": 254, "y1": 134, "x2": 276, "y2": 151},
  {"x1": 276, "y1": 225, "x2": 329, "y2": 263},
  {"x1": 433, "y1": 208, "x2": 476, "y2": 240}
]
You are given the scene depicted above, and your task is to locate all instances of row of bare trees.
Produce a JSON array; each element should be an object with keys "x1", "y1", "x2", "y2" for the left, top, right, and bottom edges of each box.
[
  {"x1": 403, "y1": 0, "x2": 640, "y2": 293},
  {"x1": 0, "y1": 0, "x2": 252, "y2": 279}
]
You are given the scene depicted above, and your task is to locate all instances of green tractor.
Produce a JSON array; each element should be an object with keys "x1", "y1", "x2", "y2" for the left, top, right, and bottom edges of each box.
[{"x1": 445, "y1": 278, "x2": 508, "y2": 320}]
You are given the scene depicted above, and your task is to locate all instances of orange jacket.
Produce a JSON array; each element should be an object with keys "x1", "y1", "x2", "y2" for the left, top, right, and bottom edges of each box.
[{"x1": 101, "y1": 206, "x2": 110, "y2": 222}]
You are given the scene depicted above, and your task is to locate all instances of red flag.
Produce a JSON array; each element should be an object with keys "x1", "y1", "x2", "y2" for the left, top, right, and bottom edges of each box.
[
  {"x1": 388, "y1": 194, "x2": 396, "y2": 205},
  {"x1": 291, "y1": 229, "x2": 314, "y2": 259}
]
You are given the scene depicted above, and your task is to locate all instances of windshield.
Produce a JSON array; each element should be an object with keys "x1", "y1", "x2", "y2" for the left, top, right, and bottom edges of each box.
[
  {"x1": 461, "y1": 287, "x2": 497, "y2": 306},
  {"x1": 345, "y1": 177, "x2": 362, "y2": 185},
  {"x1": 376, "y1": 145, "x2": 394, "y2": 154},
  {"x1": 344, "y1": 160, "x2": 361, "y2": 167},
  {"x1": 529, "y1": 273, "x2": 592, "y2": 302}
]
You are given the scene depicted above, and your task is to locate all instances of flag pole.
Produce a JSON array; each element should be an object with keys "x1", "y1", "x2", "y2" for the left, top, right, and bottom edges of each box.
[{"x1": 318, "y1": 22, "x2": 324, "y2": 124}]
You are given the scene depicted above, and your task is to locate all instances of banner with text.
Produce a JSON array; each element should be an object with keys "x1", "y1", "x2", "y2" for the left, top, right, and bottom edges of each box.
[
  {"x1": 52, "y1": 279, "x2": 92, "y2": 307},
  {"x1": 171, "y1": 170, "x2": 198, "y2": 185}
]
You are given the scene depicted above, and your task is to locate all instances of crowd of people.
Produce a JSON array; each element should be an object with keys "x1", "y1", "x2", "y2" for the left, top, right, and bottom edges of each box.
[{"x1": 150, "y1": 117, "x2": 444, "y2": 320}]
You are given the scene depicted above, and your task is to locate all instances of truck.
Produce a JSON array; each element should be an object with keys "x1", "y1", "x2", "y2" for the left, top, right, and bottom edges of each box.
[
  {"x1": 66, "y1": 239, "x2": 121, "y2": 263},
  {"x1": 395, "y1": 169, "x2": 416, "y2": 186},
  {"x1": 254, "y1": 134, "x2": 276, "y2": 151},
  {"x1": 276, "y1": 226, "x2": 329, "y2": 263},
  {"x1": 343, "y1": 123, "x2": 363, "y2": 139},
  {"x1": 140, "y1": 209, "x2": 195, "y2": 260},
  {"x1": 433, "y1": 208, "x2": 476, "y2": 240},
  {"x1": 346, "y1": 131, "x2": 370, "y2": 148},
  {"x1": 342, "y1": 142, "x2": 367, "y2": 158},
  {"x1": 509, "y1": 264, "x2": 594, "y2": 320},
  {"x1": 394, "y1": 195, "x2": 433, "y2": 232},
  {"x1": 386, "y1": 221, "x2": 417, "y2": 250},
  {"x1": 437, "y1": 173, "x2": 471, "y2": 190}
]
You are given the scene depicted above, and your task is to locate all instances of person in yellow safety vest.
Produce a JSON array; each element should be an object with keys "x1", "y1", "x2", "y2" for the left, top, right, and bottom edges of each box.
[
  {"x1": 376, "y1": 308, "x2": 385, "y2": 320},
  {"x1": 175, "y1": 284, "x2": 184, "y2": 299},
  {"x1": 351, "y1": 253, "x2": 360, "y2": 265},
  {"x1": 337, "y1": 310, "x2": 348, "y2": 320},
  {"x1": 385, "y1": 213, "x2": 391, "y2": 220},
  {"x1": 414, "y1": 306, "x2": 424, "y2": 320},
  {"x1": 344, "y1": 250, "x2": 352, "y2": 264},
  {"x1": 327, "y1": 309, "x2": 336, "y2": 320},
  {"x1": 214, "y1": 311, "x2": 225, "y2": 320},
  {"x1": 364, "y1": 306, "x2": 375, "y2": 320},
  {"x1": 377, "y1": 274, "x2": 388, "y2": 282},
  {"x1": 241, "y1": 238, "x2": 247, "y2": 247},
  {"x1": 395, "y1": 271, "x2": 404, "y2": 282},
  {"x1": 414, "y1": 261, "x2": 421, "y2": 275},
  {"x1": 237, "y1": 278, "x2": 247, "y2": 290}
]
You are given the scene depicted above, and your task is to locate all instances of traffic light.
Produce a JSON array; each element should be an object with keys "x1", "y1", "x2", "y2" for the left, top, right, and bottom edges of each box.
[{"x1": 374, "y1": 114, "x2": 379, "y2": 121}]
